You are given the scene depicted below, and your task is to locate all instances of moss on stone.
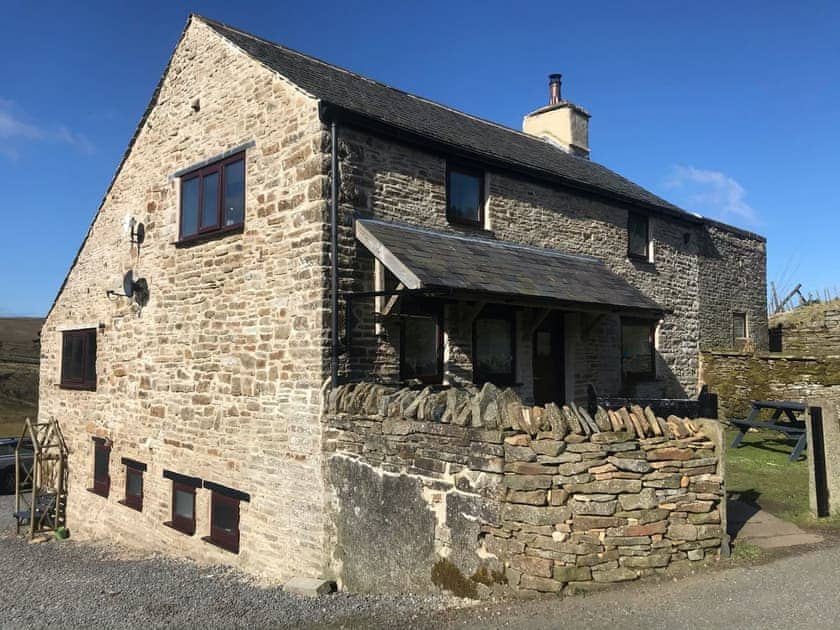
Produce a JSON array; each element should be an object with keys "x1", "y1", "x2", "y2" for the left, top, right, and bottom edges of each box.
[
  {"x1": 430, "y1": 558, "x2": 478, "y2": 598},
  {"x1": 470, "y1": 564, "x2": 507, "y2": 587}
]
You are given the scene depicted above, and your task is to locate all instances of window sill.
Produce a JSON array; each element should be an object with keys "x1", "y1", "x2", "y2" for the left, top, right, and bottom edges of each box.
[
  {"x1": 60, "y1": 383, "x2": 97, "y2": 391},
  {"x1": 174, "y1": 224, "x2": 244, "y2": 248},
  {"x1": 163, "y1": 521, "x2": 195, "y2": 536},
  {"x1": 87, "y1": 487, "x2": 109, "y2": 499},
  {"x1": 201, "y1": 535, "x2": 239, "y2": 554},
  {"x1": 118, "y1": 499, "x2": 142, "y2": 512},
  {"x1": 627, "y1": 253, "x2": 653, "y2": 265}
]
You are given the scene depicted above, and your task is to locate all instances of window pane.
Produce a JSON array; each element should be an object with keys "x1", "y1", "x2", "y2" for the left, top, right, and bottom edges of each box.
[
  {"x1": 403, "y1": 316, "x2": 438, "y2": 379},
  {"x1": 201, "y1": 171, "x2": 219, "y2": 229},
  {"x1": 61, "y1": 334, "x2": 84, "y2": 382},
  {"x1": 94, "y1": 446, "x2": 109, "y2": 482},
  {"x1": 628, "y1": 214, "x2": 648, "y2": 257},
  {"x1": 476, "y1": 318, "x2": 513, "y2": 376},
  {"x1": 174, "y1": 488, "x2": 194, "y2": 519},
  {"x1": 181, "y1": 177, "x2": 199, "y2": 237},
  {"x1": 224, "y1": 160, "x2": 245, "y2": 227},
  {"x1": 448, "y1": 170, "x2": 482, "y2": 222},
  {"x1": 84, "y1": 331, "x2": 96, "y2": 385},
  {"x1": 126, "y1": 470, "x2": 142, "y2": 497},
  {"x1": 212, "y1": 497, "x2": 238, "y2": 533},
  {"x1": 733, "y1": 314, "x2": 747, "y2": 339},
  {"x1": 622, "y1": 323, "x2": 653, "y2": 375}
]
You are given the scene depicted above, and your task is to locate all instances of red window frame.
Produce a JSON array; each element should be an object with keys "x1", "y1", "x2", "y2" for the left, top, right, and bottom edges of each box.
[
  {"x1": 123, "y1": 466, "x2": 144, "y2": 511},
  {"x1": 60, "y1": 329, "x2": 97, "y2": 390},
  {"x1": 91, "y1": 439, "x2": 110, "y2": 498},
  {"x1": 208, "y1": 491, "x2": 241, "y2": 554},
  {"x1": 170, "y1": 482, "x2": 197, "y2": 535},
  {"x1": 178, "y1": 151, "x2": 245, "y2": 242}
]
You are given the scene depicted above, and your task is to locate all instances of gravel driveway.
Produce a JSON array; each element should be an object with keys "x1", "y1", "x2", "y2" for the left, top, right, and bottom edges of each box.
[{"x1": 0, "y1": 494, "x2": 455, "y2": 629}]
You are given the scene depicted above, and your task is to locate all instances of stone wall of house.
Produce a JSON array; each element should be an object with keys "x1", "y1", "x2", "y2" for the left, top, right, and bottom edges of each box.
[
  {"x1": 698, "y1": 223, "x2": 768, "y2": 352},
  {"x1": 325, "y1": 383, "x2": 725, "y2": 596},
  {"x1": 334, "y1": 126, "x2": 766, "y2": 401},
  {"x1": 770, "y1": 307, "x2": 840, "y2": 356},
  {"x1": 38, "y1": 19, "x2": 331, "y2": 581},
  {"x1": 700, "y1": 351, "x2": 840, "y2": 418}
]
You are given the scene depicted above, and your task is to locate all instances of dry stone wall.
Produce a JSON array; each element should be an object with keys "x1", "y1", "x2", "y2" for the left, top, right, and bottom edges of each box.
[
  {"x1": 325, "y1": 382, "x2": 725, "y2": 596},
  {"x1": 700, "y1": 351, "x2": 840, "y2": 418},
  {"x1": 771, "y1": 307, "x2": 840, "y2": 357}
]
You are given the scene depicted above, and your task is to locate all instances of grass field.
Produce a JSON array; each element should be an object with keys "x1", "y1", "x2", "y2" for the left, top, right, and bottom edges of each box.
[
  {"x1": 0, "y1": 317, "x2": 42, "y2": 438},
  {"x1": 725, "y1": 427, "x2": 840, "y2": 531}
]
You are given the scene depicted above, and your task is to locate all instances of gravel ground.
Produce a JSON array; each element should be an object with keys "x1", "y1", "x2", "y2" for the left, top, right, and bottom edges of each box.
[{"x1": 0, "y1": 494, "x2": 457, "y2": 629}]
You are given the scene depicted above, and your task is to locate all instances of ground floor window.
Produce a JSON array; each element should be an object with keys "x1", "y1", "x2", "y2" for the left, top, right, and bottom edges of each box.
[
  {"x1": 91, "y1": 438, "x2": 110, "y2": 497},
  {"x1": 400, "y1": 303, "x2": 443, "y2": 384},
  {"x1": 121, "y1": 458, "x2": 146, "y2": 511},
  {"x1": 202, "y1": 481, "x2": 250, "y2": 554},
  {"x1": 733, "y1": 312, "x2": 747, "y2": 341},
  {"x1": 473, "y1": 308, "x2": 516, "y2": 386},
  {"x1": 163, "y1": 471, "x2": 201, "y2": 535},
  {"x1": 621, "y1": 318, "x2": 656, "y2": 381}
]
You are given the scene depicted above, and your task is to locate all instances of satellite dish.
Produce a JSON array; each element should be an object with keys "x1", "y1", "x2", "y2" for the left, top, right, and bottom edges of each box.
[{"x1": 122, "y1": 270, "x2": 135, "y2": 298}]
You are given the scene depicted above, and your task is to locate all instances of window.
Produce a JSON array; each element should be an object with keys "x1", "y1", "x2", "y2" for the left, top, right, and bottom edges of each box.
[
  {"x1": 179, "y1": 152, "x2": 245, "y2": 241},
  {"x1": 121, "y1": 458, "x2": 146, "y2": 511},
  {"x1": 400, "y1": 305, "x2": 443, "y2": 384},
  {"x1": 621, "y1": 318, "x2": 655, "y2": 380},
  {"x1": 473, "y1": 309, "x2": 516, "y2": 386},
  {"x1": 733, "y1": 312, "x2": 747, "y2": 340},
  {"x1": 60, "y1": 329, "x2": 97, "y2": 390},
  {"x1": 163, "y1": 471, "x2": 201, "y2": 535},
  {"x1": 446, "y1": 162, "x2": 484, "y2": 226},
  {"x1": 627, "y1": 212, "x2": 650, "y2": 260},
  {"x1": 91, "y1": 438, "x2": 110, "y2": 498},
  {"x1": 203, "y1": 482, "x2": 249, "y2": 554}
]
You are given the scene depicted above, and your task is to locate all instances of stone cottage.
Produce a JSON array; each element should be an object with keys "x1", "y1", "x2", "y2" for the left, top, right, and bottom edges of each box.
[{"x1": 38, "y1": 14, "x2": 764, "y2": 587}]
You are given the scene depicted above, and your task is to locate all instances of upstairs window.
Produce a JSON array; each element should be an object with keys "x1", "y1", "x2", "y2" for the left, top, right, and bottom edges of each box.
[
  {"x1": 733, "y1": 312, "x2": 747, "y2": 340},
  {"x1": 60, "y1": 329, "x2": 97, "y2": 390},
  {"x1": 473, "y1": 309, "x2": 516, "y2": 386},
  {"x1": 446, "y1": 162, "x2": 484, "y2": 226},
  {"x1": 91, "y1": 438, "x2": 110, "y2": 498},
  {"x1": 400, "y1": 303, "x2": 443, "y2": 384},
  {"x1": 627, "y1": 212, "x2": 650, "y2": 261},
  {"x1": 179, "y1": 152, "x2": 245, "y2": 241},
  {"x1": 621, "y1": 318, "x2": 655, "y2": 381}
]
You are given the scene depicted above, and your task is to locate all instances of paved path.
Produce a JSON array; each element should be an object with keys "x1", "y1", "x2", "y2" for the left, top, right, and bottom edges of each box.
[
  {"x1": 728, "y1": 499, "x2": 824, "y2": 549},
  {"x1": 418, "y1": 542, "x2": 840, "y2": 629}
]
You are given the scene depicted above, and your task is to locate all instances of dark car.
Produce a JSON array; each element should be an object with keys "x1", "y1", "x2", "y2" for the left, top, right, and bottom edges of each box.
[{"x1": 0, "y1": 437, "x2": 34, "y2": 494}]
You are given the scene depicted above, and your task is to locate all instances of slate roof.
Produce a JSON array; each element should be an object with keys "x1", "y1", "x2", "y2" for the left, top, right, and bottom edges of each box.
[
  {"x1": 198, "y1": 15, "x2": 691, "y2": 219},
  {"x1": 356, "y1": 219, "x2": 663, "y2": 316}
]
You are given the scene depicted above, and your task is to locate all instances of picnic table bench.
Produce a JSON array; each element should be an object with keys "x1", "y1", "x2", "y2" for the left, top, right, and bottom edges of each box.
[{"x1": 730, "y1": 400, "x2": 808, "y2": 462}]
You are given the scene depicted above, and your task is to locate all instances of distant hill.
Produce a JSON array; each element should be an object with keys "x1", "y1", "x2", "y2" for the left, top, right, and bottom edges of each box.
[{"x1": 0, "y1": 317, "x2": 43, "y2": 436}]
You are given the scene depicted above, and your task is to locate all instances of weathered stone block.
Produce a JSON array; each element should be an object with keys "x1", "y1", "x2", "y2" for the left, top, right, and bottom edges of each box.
[
  {"x1": 507, "y1": 489, "x2": 548, "y2": 505},
  {"x1": 504, "y1": 475, "x2": 553, "y2": 491},
  {"x1": 591, "y1": 567, "x2": 639, "y2": 582},
  {"x1": 608, "y1": 456, "x2": 652, "y2": 473},
  {"x1": 667, "y1": 523, "x2": 699, "y2": 541},
  {"x1": 618, "y1": 488, "x2": 658, "y2": 510},
  {"x1": 570, "y1": 499, "x2": 617, "y2": 516},
  {"x1": 619, "y1": 554, "x2": 670, "y2": 569},
  {"x1": 531, "y1": 439, "x2": 565, "y2": 457},
  {"x1": 519, "y1": 574, "x2": 564, "y2": 592},
  {"x1": 553, "y1": 565, "x2": 592, "y2": 582},
  {"x1": 502, "y1": 504, "x2": 570, "y2": 526},
  {"x1": 566, "y1": 479, "x2": 642, "y2": 494},
  {"x1": 510, "y1": 554, "x2": 553, "y2": 578}
]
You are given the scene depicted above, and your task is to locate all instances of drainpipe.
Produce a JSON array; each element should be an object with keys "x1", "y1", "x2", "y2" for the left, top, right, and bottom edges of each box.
[{"x1": 330, "y1": 120, "x2": 340, "y2": 389}]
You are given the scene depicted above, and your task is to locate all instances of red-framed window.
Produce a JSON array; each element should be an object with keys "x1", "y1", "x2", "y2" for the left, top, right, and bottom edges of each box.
[
  {"x1": 178, "y1": 151, "x2": 245, "y2": 242},
  {"x1": 60, "y1": 329, "x2": 97, "y2": 390},
  {"x1": 202, "y1": 481, "x2": 250, "y2": 554},
  {"x1": 91, "y1": 438, "x2": 110, "y2": 498},
  {"x1": 170, "y1": 482, "x2": 196, "y2": 535},
  {"x1": 121, "y1": 458, "x2": 145, "y2": 511}
]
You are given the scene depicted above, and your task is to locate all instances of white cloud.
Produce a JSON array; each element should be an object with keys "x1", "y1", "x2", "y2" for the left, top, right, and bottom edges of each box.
[
  {"x1": 0, "y1": 99, "x2": 94, "y2": 158},
  {"x1": 664, "y1": 165, "x2": 758, "y2": 225}
]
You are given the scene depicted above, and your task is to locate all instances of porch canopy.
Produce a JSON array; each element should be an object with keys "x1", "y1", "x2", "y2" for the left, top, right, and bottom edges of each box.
[{"x1": 355, "y1": 218, "x2": 664, "y2": 319}]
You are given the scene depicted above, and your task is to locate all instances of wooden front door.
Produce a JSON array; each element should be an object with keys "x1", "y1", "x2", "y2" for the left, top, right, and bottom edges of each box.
[{"x1": 532, "y1": 312, "x2": 565, "y2": 405}]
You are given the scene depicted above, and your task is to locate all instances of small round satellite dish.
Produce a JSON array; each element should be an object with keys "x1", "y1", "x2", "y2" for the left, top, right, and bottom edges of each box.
[
  {"x1": 134, "y1": 222, "x2": 145, "y2": 245},
  {"x1": 122, "y1": 270, "x2": 135, "y2": 298}
]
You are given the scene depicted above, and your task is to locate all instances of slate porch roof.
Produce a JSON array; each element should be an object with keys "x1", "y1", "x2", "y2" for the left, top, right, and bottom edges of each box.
[{"x1": 356, "y1": 219, "x2": 664, "y2": 317}]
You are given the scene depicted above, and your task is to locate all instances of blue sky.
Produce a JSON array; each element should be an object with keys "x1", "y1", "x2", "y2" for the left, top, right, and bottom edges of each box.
[{"x1": 1, "y1": 1, "x2": 838, "y2": 317}]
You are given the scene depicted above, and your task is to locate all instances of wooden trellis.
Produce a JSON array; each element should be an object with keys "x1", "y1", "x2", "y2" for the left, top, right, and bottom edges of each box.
[{"x1": 15, "y1": 417, "x2": 68, "y2": 539}]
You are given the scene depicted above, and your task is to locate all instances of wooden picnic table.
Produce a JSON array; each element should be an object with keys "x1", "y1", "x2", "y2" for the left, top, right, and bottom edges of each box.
[{"x1": 730, "y1": 400, "x2": 808, "y2": 462}]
